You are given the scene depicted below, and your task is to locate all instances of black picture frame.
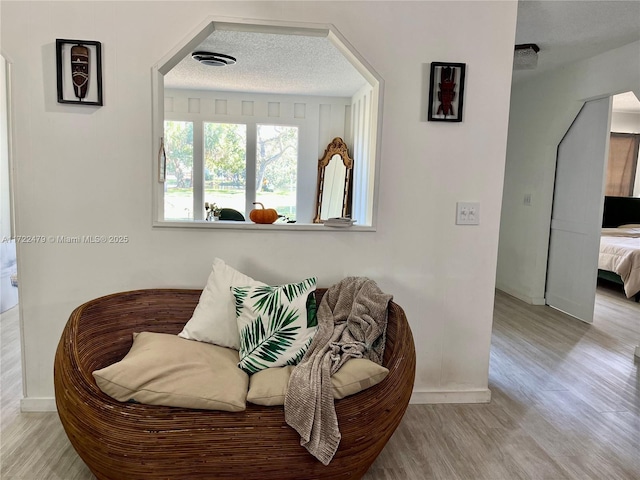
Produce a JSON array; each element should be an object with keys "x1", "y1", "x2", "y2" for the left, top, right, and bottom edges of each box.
[
  {"x1": 427, "y1": 62, "x2": 465, "y2": 122},
  {"x1": 56, "y1": 39, "x2": 103, "y2": 106}
]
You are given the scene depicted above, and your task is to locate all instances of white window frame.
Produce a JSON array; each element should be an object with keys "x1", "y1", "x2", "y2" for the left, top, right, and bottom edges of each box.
[{"x1": 163, "y1": 117, "x2": 301, "y2": 221}]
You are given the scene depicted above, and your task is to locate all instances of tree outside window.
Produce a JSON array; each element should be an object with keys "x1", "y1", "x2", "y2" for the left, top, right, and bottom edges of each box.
[
  {"x1": 164, "y1": 121, "x2": 193, "y2": 220},
  {"x1": 256, "y1": 125, "x2": 298, "y2": 219},
  {"x1": 204, "y1": 123, "x2": 247, "y2": 214},
  {"x1": 164, "y1": 121, "x2": 299, "y2": 221}
]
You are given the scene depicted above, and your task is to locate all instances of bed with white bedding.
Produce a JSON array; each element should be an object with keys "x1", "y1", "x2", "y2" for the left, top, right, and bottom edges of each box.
[
  {"x1": 599, "y1": 226, "x2": 640, "y2": 299},
  {"x1": 599, "y1": 196, "x2": 640, "y2": 303},
  {"x1": 599, "y1": 197, "x2": 640, "y2": 357}
]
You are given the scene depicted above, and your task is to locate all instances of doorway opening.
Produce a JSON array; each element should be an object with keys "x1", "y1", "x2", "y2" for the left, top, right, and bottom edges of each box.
[{"x1": 1, "y1": 53, "x2": 23, "y2": 427}]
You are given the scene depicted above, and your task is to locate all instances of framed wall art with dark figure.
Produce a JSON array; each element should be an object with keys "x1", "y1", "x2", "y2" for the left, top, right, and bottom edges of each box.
[
  {"x1": 427, "y1": 62, "x2": 465, "y2": 122},
  {"x1": 56, "y1": 39, "x2": 103, "y2": 106}
]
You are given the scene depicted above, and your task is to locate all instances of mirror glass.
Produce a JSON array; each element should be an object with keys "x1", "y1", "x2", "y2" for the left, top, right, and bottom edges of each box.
[
  {"x1": 153, "y1": 19, "x2": 382, "y2": 227},
  {"x1": 320, "y1": 155, "x2": 347, "y2": 219},
  {"x1": 314, "y1": 137, "x2": 353, "y2": 222}
]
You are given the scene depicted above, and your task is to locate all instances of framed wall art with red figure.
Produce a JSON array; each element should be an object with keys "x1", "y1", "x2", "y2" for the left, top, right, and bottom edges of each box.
[
  {"x1": 427, "y1": 62, "x2": 465, "y2": 122},
  {"x1": 56, "y1": 39, "x2": 103, "y2": 106}
]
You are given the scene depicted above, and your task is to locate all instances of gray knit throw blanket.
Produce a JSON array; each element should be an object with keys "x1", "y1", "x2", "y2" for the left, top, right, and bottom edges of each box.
[{"x1": 284, "y1": 276, "x2": 392, "y2": 465}]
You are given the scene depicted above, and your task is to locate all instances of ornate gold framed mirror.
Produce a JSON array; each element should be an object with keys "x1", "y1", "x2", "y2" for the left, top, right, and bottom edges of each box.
[{"x1": 313, "y1": 137, "x2": 353, "y2": 223}]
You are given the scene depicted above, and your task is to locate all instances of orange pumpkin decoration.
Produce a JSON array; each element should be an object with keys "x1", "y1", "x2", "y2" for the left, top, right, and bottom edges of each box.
[{"x1": 249, "y1": 202, "x2": 279, "y2": 224}]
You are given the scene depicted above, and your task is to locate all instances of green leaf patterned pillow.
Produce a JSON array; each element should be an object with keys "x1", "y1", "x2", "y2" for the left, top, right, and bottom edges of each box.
[{"x1": 232, "y1": 277, "x2": 318, "y2": 375}]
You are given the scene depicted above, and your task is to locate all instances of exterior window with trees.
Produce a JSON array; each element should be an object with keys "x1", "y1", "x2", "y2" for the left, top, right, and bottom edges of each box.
[
  {"x1": 164, "y1": 120, "x2": 298, "y2": 221},
  {"x1": 164, "y1": 121, "x2": 193, "y2": 220},
  {"x1": 203, "y1": 122, "x2": 247, "y2": 215},
  {"x1": 255, "y1": 125, "x2": 298, "y2": 219}
]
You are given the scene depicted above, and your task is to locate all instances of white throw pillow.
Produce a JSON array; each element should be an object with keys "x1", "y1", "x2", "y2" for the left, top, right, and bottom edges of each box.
[
  {"x1": 178, "y1": 258, "x2": 266, "y2": 350},
  {"x1": 233, "y1": 277, "x2": 318, "y2": 374}
]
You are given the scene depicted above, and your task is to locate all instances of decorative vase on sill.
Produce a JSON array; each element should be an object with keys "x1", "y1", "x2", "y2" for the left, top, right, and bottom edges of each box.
[{"x1": 205, "y1": 202, "x2": 221, "y2": 222}]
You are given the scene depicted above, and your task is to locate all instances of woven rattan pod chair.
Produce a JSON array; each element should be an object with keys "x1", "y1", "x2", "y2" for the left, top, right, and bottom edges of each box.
[{"x1": 54, "y1": 288, "x2": 416, "y2": 480}]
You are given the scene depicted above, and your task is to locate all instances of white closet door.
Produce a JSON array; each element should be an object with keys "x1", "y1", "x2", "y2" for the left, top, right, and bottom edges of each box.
[{"x1": 546, "y1": 97, "x2": 612, "y2": 323}]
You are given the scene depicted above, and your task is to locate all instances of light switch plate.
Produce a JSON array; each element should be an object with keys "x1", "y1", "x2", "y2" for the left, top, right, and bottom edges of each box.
[{"x1": 456, "y1": 202, "x2": 480, "y2": 225}]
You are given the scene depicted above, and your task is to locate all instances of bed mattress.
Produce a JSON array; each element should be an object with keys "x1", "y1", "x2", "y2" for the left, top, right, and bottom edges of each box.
[{"x1": 599, "y1": 228, "x2": 640, "y2": 298}]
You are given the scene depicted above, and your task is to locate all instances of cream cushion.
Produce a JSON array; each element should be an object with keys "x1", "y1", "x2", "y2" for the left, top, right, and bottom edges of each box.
[
  {"x1": 93, "y1": 332, "x2": 249, "y2": 411},
  {"x1": 178, "y1": 257, "x2": 266, "y2": 350},
  {"x1": 247, "y1": 359, "x2": 389, "y2": 406}
]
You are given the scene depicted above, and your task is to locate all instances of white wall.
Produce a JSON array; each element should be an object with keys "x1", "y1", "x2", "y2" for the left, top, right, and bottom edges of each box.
[
  {"x1": 611, "y1": 110, "x2": 640, "y2": 133},
  {"x1": 350, "y1": 83, "x2": 375, "y2": 225},
  {"x1": 1, "y1": 1, "x2": 517, "y2": 407},
  {"x1": 497, "y1": 40, "x2": 640, "y2": 304}
]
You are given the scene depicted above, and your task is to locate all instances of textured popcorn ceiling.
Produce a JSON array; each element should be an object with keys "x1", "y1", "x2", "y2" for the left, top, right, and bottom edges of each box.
[{"x1": 164, "y1": 29, "x2": 368, "y2": 97}]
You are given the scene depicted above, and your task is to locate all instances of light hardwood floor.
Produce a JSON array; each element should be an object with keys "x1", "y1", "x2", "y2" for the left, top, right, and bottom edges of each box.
[{"x1": 1, "y1": 286, "x2": 639, "y2": 480}]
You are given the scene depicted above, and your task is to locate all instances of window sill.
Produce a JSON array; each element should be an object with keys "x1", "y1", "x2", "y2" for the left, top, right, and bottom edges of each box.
[{"x1": 152, "y1": 220, "x2": 375, "y2": 232}]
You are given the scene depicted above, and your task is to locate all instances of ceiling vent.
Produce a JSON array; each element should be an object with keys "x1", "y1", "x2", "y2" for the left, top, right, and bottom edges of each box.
[
  {"x1": 513, "y1": 44, "x2": 540, "y2": 70},
  {"x1": 192, "y1": 51, "x2": 237, "y2": 67}
]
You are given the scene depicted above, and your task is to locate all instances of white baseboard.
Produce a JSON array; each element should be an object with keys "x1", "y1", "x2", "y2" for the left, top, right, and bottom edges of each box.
[
  {"x1": 495, "y1": 284, "x2": 545, "y2": 305},
  {"x1": 24, "y1": 389, "x2": 493, "y2": 410},
  {"x1": 20, "y1": 397, "x2": 57, "y2": 412},
  {"x1": 410, "y1": 388, "x2": 491, "y2": 404}
]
